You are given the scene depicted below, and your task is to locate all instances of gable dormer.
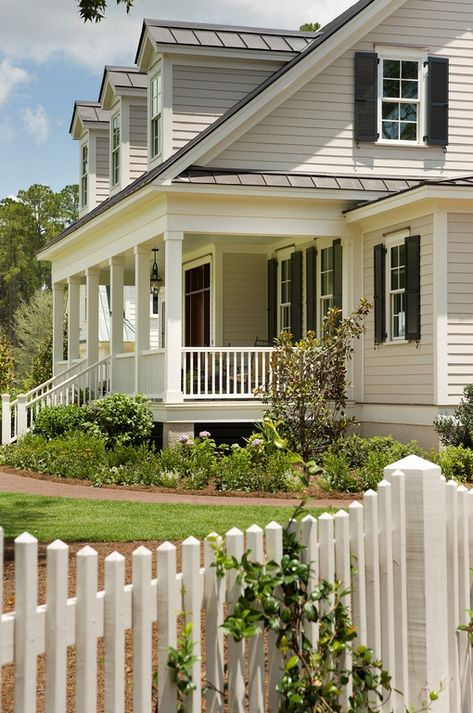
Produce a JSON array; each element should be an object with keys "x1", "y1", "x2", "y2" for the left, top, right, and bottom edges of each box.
[
  {"x1": 136, "y1": 20, "x2": 318, "y2": 166},
  {"x1": 99, "y1": 66, "x2": 148, "y2": 194},
  {"x1": 70, "y1": 101, "x2": 110, "y2": 217}
]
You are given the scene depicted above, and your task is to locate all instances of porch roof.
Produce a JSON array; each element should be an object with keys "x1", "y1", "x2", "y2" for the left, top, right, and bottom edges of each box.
[{"x1": 173, "y1": 167, "x2": 422, "y2": 193}]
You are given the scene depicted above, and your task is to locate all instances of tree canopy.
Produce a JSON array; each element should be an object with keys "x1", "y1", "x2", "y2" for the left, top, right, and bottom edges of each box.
[
  {"x1": 78, "y1": 0, "x2": 134, "y2": 22},
  {"x1": 299, "y1": 22, "x2": 321, "y2": 32}
]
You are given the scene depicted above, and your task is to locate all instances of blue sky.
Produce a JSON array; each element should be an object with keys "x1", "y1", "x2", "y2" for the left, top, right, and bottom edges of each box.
[{"x1": 0, "y1": 0, "x2": 352, "y2": 199}]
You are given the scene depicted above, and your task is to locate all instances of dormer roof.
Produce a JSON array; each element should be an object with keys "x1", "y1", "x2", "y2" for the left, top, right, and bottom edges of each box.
[
  {"x1": 99, "y1": 65, "x2": 147, "y2": 109},
  {"x1": 69, "y1": 100, "x2": 110, "y2": 139},
  {"x1": 135, "y1": 19, "x2": 318, "y2": 68}
]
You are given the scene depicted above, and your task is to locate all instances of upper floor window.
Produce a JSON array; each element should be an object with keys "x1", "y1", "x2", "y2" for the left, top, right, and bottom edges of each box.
[
  {"x1": 354, "y1": 51, "x2": 449, "y2": 147},
  {"x1": 380, "y1": 58, "x2": 421, "y2": 142},
  {"x1": 111, "y1": 113, "x2": 120, "y2": 187},
  {"x1": 150, "y1": 73, "x2": 162, "y2": 159},
  {"x1": 81, "y1": 144, "x2": 88, "y2": 208}
]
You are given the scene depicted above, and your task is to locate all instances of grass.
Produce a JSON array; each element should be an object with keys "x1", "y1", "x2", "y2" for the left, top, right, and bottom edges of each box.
[{"x1": 0, "y1": 492, "x2": 334, "y2": 542}]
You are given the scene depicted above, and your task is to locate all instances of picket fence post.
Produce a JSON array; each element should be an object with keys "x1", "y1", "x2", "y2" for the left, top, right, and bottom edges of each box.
[
  {"x1": 384, "y1": 455, "x2": 449, "y2": 712},
  {"x1": 1, "y1": 394, "x2": 10, "y2": 444}
]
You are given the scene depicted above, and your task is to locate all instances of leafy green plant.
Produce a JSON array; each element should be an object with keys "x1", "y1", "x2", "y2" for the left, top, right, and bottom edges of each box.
[
  {"x1": 434, "y1": 385, "x2": 473, "y2": 448},
  {"x1": 166, "y1": 623, "x2": 200, "y2": 713},
  {"x1": 259, "y1": 301, "x2": 370, "y2": 461},
  {"x1": 87, "y1": 392, "x2": 153, "y2": 447},
  {"x1": 215, "y1": 506, "x2": 393, "y2": 712},
  {"x1": 435, "y1": 445, "x2": 473, "y2": 483},
  {"x1": 32, "y1": 404, "x2": 89, "y2": 440}
]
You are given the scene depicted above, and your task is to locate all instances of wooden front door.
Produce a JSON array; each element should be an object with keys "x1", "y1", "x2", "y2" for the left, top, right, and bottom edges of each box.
[{"x1": 185, "y1": 263, "x2": 210, "y2": 347}]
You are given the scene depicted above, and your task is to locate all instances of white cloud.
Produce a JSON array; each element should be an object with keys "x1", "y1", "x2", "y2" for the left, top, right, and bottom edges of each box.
[
  {"x1": 0, "y1": 0, "x2": 354, "y2": 73},
  {"x1": 0, "y1": 116, "x2": 16, "y2": 143},
  {"x1": 0, "y1": 58, "x2": 31, "y2": 105},
  {"x1": 22, "y1": 105, "x2": 50, "y2": 144}
]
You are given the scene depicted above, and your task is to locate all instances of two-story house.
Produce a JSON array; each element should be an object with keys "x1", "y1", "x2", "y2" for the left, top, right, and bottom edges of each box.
[{"x1": 30, "y1": 0, "x2": 473, "y2": 448}]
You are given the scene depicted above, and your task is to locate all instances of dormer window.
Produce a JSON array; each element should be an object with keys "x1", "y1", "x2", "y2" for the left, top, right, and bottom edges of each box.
[
  {"x1": 111, "y1": 113, "x2": 120, "y2": 186},
  {"x1": 81, "y1": 144, "x2": 88, "y2": 208},
  {"x1": 150, "y1": 73, "x2": 162, "y2": 159}
]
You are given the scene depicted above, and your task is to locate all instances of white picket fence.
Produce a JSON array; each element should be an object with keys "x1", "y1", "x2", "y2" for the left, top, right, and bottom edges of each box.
[{"x1": 1, "y1": 454, "x2": 473, "y2": 712}]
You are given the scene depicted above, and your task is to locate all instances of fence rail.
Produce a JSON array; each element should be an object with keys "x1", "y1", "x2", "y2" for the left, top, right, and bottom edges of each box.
[
  {"x1": 1, "y1": 455, "x2": 472, "y2": 712},
  {"x1": 182, "y1": 347, "x2": 273, "y2": 399}
]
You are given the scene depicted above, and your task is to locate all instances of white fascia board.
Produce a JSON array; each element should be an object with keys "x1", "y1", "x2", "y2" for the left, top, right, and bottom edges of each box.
[
  {"x1": 345, "y1": 185, "x2": 473, "y2": 224},
  {"x1": 70, "y1": 112, "x2": 83, "y2": 140},
  {"x1": 38, "y1": 184, "x2": 158, "y2": 262},
  {"x1": 155, "y1": 182, "x2": 388, "y2": 204},
  {"x1": 160, "y1": 45, "x2": 296, "y2": 64},
  {"x1": 154, "y1": 0, "x2": 408, "y2": 183}
]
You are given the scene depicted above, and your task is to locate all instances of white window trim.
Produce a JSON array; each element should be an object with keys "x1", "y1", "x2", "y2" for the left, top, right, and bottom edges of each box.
[
  {"x1": 376, "y1": 46, "x2": 428, "y2": 147},
  {"x1": 277, "y1": 247, "x2": 293, "y2": 334},
  {"x1": 110, "y1": 112, "x2": 120, "y2": 188},
  {"x1": 385, "y1": 230, "x2": 410, "y2": 343},
  {"x1": 150, "y1": 71, "x2": 162, "y2": 161},
  {"x1": 315, "y1": 238, "x2": 335, "y2": 334}
]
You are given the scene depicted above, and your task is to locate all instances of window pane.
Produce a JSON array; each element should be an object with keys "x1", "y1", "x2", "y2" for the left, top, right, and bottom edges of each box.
[
  {"x1": 382, "y1": 103, "x2": 399, "y2": 121},
  {"x1": 400, "y1": 103, "x2": 417, "y2": 121},
  {"x1": 391, "y1": 245, "x2": 400, "y2": 268},
  {"x1": 383, "y1": 79, "x2": 400, "y2": 98},
  {"x1": 392, "y1": 293, "x2": 405, "y2": 339},
  {"x1": 400, "y1": 122, "x2": 417, "y2": 141},
  {"x1": 402, "y1": 61, "x2": 418, "y2": 79},
  {"x1": 383, "y1": 60, "x2": 400, "y2": 78},
  {"x1": 401, "y1": 80, "x2": 418, "y2": 99},
  {"x1": 382, "y1": 121, "x2": 399, "y2": 140}
]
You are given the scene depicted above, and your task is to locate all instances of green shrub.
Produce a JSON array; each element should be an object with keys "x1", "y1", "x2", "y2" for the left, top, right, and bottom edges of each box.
[
  {"x1": 87, "y1": 393, "x2": 153, "y2": 447},
  {"x1": 32, "y1": 404, "x2": 89, "y2": 440},
  {"x1": 327, "y1": 434, "x2": 370, "y2": 469},
  {"x1": 217, "y1": 446, "x2": 296, "y2": 493},
  {"x1": 1, "y1": 432, "x2": 107, "y2": 480},
  {"x1": 435, "y1": 445, "x2": 473, "y2": 483},
  {"x1": 434, "y1": 385, "x2": 473, "y2": 448}
]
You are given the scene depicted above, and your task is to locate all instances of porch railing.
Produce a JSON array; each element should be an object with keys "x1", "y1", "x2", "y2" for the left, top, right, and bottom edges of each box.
[
  {"x1": 1, "y1": 356, "x2": 111, "y2": 444},
  {"x1": 182, "y1": 347, "x2": 273, "y2": 399}
]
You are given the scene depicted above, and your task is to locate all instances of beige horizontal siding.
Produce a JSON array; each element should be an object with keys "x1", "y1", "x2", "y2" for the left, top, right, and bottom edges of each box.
[
  {"x1": 129, "y1": 104, "x2": 147, "y2": 181},
  {"x1": 95, "y1": 135, "x2": 109, "y2": 204},
  {"x1": 172, "y1": 65, "x2": 274, "y2": 152},
  {"x1": 223, "y1": 253, "x2": 267, "y2": 346},
  {"x1": 447, "y1": 213, "x2": 473, "y2": 398},
  {"x1": 363, "y1": 214, "x2": 434, "y2": 405},
  {"x1": 212, "y1": 0, "x2": 473, "y2": 177}
]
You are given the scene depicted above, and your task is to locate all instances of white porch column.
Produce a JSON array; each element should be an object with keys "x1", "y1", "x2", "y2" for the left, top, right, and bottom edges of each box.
[
  {"x1": 52, "y1": 282, "x2": 65, "y2": 376},
  {"x1": 134, "y1": 246, "x2": 150, "y2": 393},
  {"x1": 109, "y1": 256, "x2": 124, "y2": 392},
  {"x1": 163, "y1": 231, "x2": 183, "y2": 403},
  {"x1": 86, "y1": 268, "x2": 100, "y2": 366},
  {"x1": 67, "y1": 276, "x2": 81, "y2": 366}
]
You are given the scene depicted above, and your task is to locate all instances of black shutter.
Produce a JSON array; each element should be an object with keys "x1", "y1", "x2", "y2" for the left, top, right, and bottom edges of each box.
[
  {"x1": 427, "y1": 56, "x2": 449, "y2": 146},
  {"x1": 405, "y1": 235, "x2": 421, "y2": 341},
  {"x1": 306, "y1": 246, "x2": 317, "y2": 333},
  {"x1": 267, "y1": 258, "x2": 278, "y2": 343},
  {"x1": 332, "y1": 239, "x2": 342, "y2": 313},
  {"x1": 354, "y1": 52, "x2": 378, "y2": 142},
  {"x1": 290, "y1": 251, "x2": 303, "y2": 341},
  {"x1": 374, "y1": 243, "x2": 386, "y2": 345}
]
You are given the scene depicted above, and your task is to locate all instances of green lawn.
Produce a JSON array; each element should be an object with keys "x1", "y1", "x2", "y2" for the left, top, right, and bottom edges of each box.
[{"x1": 0, "y1": 492, "x2": 333, "y2": 542}]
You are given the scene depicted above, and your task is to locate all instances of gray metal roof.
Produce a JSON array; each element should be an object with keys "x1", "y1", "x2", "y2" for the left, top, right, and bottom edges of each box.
[
  {"x1": 141, "y1": 19, "x2": 317, "y2": 54},
  {"x1": 173, "y1": 167, "x2": 422, "y2": 193},
  {"x1": 69, "y1": 101, "x2": 110, "y2": 135},
  {"x1": 104, "y1": 66, "x2": 148, "y2": 90}
]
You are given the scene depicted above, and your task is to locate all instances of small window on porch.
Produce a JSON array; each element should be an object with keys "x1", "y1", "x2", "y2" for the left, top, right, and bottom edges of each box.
[
  {"x1": 278, "y1": 257, "x2": 292, "y2": 333},
  {"x1": 320, "y1": 245, "x2": 334, "y2": 321}
]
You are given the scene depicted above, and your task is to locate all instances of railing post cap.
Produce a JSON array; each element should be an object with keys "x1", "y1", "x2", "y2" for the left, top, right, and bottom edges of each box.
[
  {"x1": 77, "y1": 544, "x2": 98, "y2": 557},
  {"x1": 182, "y1": 535, "x2": 200, "y2": 546},
  {"x1": 265, "y1": 521, "x2": 282, "y2": 531},
  {"x1": 48, "y1": 539, "x2": 68, "y2": 551},
  {"x1": 15, "y1": 531, "x2": 37, "y2": 544},
  {"x1": 105, "y1": 550, "x2": 125, "y2": 563},
  {"x1": 1, "y1": 393, "x2": 10, "y2": 402},
  {"x1": 17, "y1": 393, "x2": 27, "y2": 404},
  {"x1": 157, "y1": 540, "x2": 176, "y2": 552},
  {"x1": 246, "y1": 524, "x2": 263, "y2": 534}
]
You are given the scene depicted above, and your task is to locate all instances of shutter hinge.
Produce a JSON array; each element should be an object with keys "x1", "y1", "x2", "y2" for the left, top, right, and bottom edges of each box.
[
  {"x1": 423, "y1": 60, "x2": 429, "y2": 68},
  {"x1": 383, "y1": 246, "x2": 387, "y2": 254}
]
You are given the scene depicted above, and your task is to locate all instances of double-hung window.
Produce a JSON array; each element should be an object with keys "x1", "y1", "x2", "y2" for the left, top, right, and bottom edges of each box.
[
  {"x1": 111, "y1": 113, "x2": 120, "y2": 187},
  {"x1": 354, "y1": 50, "x2": 449, "y2": 146},
  {"x1": 380, "y1": 56, "x2": 421, "y2": 143},
  {"x1": 150, "y1": 73, "x2": 162, "y2": 159},
  {"x1": 279, "y1": 256, "x2": 292, "y2": 333},
  {"x1": 387, "y1": 238, "x2": 406, "y2": 340},
  {"x1": 320, "y1": 245, "x2": 334, "y2": 321},
  {"x1": 81, "y1": 143, "x2": 88, "y2": 208}
]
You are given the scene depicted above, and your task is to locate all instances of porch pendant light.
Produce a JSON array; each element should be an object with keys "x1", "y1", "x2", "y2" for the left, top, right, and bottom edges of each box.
[{"x1": 150, "y1": 248, "x2": 163, "y2": 295}]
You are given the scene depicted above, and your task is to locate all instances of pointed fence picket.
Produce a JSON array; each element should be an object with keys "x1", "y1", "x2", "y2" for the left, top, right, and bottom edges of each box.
[{"x1": 2, "y1": 456, "x2": 473, "y2": 712}]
